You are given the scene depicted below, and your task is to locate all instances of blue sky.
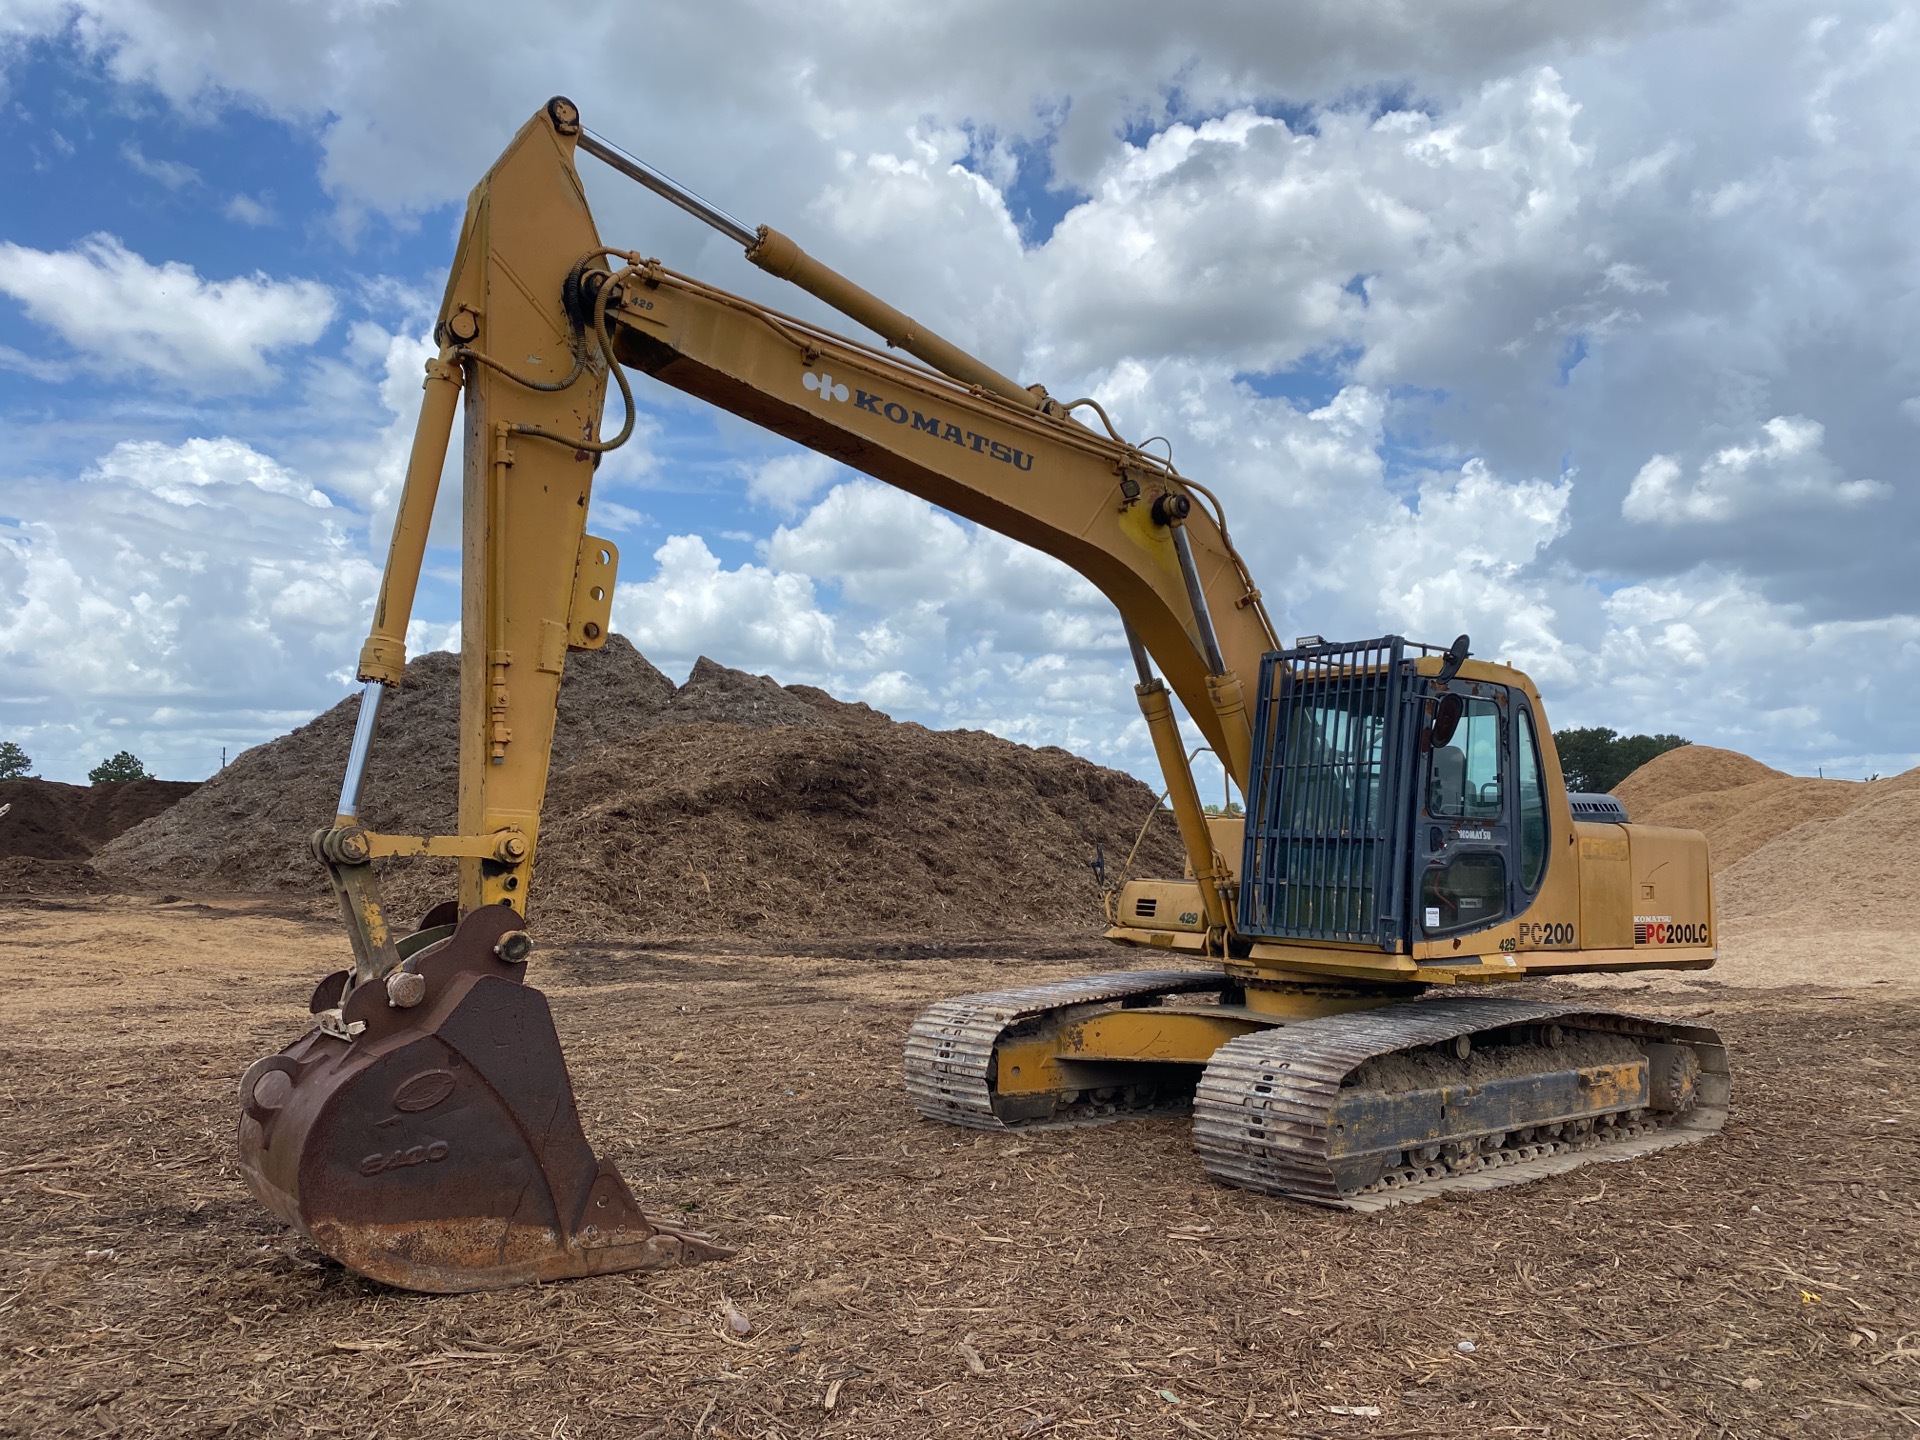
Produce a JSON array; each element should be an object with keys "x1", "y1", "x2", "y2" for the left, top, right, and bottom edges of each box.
[{"x1": 3, "y1": 2, "x2": 1917, "y2": 788}]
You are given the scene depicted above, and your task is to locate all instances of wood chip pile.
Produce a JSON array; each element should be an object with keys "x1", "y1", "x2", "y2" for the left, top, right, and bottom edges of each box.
[
  {"x1": 1613, "y1": 743, "x2": 1920, "y2": 942},
  {"x1": 94, "y1": 635, "x2": 1182, "y2": 939}
]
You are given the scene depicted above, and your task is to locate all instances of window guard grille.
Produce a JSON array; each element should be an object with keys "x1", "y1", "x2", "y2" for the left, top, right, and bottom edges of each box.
[{"x1": 1237, "y1": 636, "x2": 1411, "y2": 948}]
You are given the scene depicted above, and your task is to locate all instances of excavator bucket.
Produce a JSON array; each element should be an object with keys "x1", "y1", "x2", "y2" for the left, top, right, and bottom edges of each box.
[{"x1": 236, "y1": 903, "x2": 728, "y2": 1293}]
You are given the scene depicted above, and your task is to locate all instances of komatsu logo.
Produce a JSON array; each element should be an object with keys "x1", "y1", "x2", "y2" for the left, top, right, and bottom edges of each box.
[
  {"x1": 800, "y1": 370, "x2": 1035, "y2": 472},
  {"x1": 802, "y1": 371, "x2": 850, "y2": 402}
]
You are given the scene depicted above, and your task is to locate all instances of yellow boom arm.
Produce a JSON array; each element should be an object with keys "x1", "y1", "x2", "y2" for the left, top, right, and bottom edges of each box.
[{"x1": 338, "y1": 97, "x2": 1279, "y2": 951}]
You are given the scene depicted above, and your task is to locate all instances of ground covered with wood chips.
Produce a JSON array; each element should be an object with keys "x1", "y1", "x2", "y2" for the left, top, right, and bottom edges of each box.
[{"x1": 3, "y1": 896, "x2": 1917, "y2": 1439}]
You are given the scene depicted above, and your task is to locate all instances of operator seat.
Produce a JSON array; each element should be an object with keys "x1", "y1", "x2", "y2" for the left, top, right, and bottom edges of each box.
[{"x1": 1430, "y1": 745, "x2": 1466, "y2": 815}]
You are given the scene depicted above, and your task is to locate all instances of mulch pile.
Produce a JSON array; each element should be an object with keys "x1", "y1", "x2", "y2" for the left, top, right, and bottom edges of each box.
[
  {"x1": 1612, "y1": 743, "x2": 1920, "y2": 934},
  {"x1": 96, "y1": 636, "x2": 1182, "y2": 939},
  {"x1": 0, "y1": 776, "x2": 199, "y2": 896},
  {"x1": 0, "y1": 777, "x2": 199, "y2": 861},
  {"x1": 94, "y1": 637, "x2": 678, "y2": 894},
  {"x1": 517, "y1": 722, "x2": 1179, "y2": 940}
]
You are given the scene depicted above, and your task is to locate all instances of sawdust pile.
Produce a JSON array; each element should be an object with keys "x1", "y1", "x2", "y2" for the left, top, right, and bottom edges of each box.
[
  {"x1": 1610, "y1": 744, "x2": 1783, "y2": 815},
  {"x1": 1610, "y1": 744, "x2": 1920, "y2": 967},
  {"x1": 0, "y1": 777, "x2": 200, "y2": 896},
  {"x1": 1625, "y1": 775, "x2": 1864, "y2": 869},
  {"x1": 96, "y1": 636, "x2": 1180, "y2": 939},
  {"x1": 94, "y1": 637, "x2": 676, "y2": 893},
  {"x1": 1714, "y1": 784, "x2": 1920, "y2": 929}
]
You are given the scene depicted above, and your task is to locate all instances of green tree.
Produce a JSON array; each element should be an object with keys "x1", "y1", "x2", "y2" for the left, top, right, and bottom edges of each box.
[
  {"x1": 88, "y1": 751, "x2": 151, "y2": 784},
  {"x1": 1553, "y1": 727, "x2": 1690, "y2": 794},
  {"x1": 0, "y1": 741, "x2": 31, "y2": 781}
]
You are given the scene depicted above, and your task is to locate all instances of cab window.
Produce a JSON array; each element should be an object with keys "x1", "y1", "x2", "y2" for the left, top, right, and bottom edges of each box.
[
  {"x1": 1518, "y1": 706, "x2": 1548, "y2": 891},
  {"x1": 1427, "y1": 698, "x2": 1502, "y2": 819}
]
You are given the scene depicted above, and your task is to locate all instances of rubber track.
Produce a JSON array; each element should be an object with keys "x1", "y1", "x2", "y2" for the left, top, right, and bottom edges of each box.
[
  {"x1": 1191, "y1": 996, "x2": 1729, "y2": 1211},
  {"x1": 903, "y1": 969, "x2": 1223, "y2": 1128}
]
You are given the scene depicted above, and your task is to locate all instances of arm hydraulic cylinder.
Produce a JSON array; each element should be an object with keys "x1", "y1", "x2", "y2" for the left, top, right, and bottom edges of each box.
[{"x1": 356, "y1": 353, "x2": 464, "y2": 687}]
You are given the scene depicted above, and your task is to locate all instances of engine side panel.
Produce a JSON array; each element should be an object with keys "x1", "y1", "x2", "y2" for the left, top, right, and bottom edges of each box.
[{"x1": 1624, "y1": 823, "x2": 1716, "y2": 953}]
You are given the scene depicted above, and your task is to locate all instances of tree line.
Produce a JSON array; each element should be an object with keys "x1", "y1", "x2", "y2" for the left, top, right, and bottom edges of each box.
[
  {"x1": 0, "y1": 743, "x2": 151, "y2": 784},
  {"x1": 1550, "y1": 727, "x2": 1689, "y2": 794}
]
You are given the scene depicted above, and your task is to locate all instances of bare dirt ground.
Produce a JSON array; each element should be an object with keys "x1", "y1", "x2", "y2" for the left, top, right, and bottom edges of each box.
[{"x1": 3, "y1": 896, "x2": 1917, "y2": 1439}]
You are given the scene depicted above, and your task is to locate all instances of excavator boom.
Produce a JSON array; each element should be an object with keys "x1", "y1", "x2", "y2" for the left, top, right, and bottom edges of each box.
[{"x1": 235, "y1": 98, "x2": 1728, "y2": 1291}]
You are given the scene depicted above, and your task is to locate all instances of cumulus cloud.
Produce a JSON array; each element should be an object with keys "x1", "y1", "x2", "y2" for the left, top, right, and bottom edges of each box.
[
  {"x1": 613, "y1": 533, "x2": 836, "y2": 673},
  {"x1": 4, "y1": 0, "x2": 1920, "y2": 783},
  {"x1": 88, "y1": 435, "x2": 333, "y2": 509},
  {"x1": 0, "y1": 436, "x2": 378, "y2": 779},
  {"x1": 746, "y1": 452, "x2": 845, "y2": 514},
  {"x1": 1622, "y1": 416, "x2": 1889, "y2": 524},
  {"x1": 0, "y1": 234, "x2": 335, "y2": 390},
  {"x1": 598, "y1": 481, "x2": 1150, "y2": 767},
  {"x1": 1592, "y1": 571, "x2": 1920, "y2": 770}
]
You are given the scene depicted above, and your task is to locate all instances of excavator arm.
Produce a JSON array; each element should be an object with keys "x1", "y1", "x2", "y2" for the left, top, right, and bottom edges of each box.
[{"x1": 347, "y1": 96, "x2": 1278, "y2": 944}]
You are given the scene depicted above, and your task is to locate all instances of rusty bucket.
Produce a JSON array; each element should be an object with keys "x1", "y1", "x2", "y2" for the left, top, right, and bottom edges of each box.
[{"x1": 236, "y1": 902, "x2": 727, "y2": 1292}]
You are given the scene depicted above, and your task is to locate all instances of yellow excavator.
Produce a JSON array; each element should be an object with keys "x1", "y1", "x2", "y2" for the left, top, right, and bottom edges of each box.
[{"x1": 236, "y1": 99, "x2": 1728, "y2": 1293}]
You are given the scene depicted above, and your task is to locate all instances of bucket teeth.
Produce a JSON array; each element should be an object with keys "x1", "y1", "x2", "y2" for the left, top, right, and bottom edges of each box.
[{"x1": 237, "y1": 903, "x2": 727, "y2": 1293}]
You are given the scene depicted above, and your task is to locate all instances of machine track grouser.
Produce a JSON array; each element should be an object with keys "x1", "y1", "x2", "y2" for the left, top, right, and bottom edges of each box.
[
  {"x1": 908, "y1": 978, "x2": 1726, "y2": 1209},
  {"x1": 236, "y1": 98, "x2": 1728, "y2": 1293}
]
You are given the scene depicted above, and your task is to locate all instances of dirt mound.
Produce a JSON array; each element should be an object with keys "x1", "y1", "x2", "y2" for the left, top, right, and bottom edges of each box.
[
  {"x1": 0, "y1": 777, "x2": 199, "y2": 862},
  {"x1": 1611, "y1": 745, "x2": 1783, "y2": 816},
  {"x1": 500, "y1": 722, "x2": 1182, "y2": 941},
  {"x1": 94, "y1": 637, "x2": 1176, "y2": 940},
  {"x1": 0, "y1": 856, "x2": 114, "y2": 896},
  {"x1": 95, "y1": 636, "x2": 675, "y2": 893}
]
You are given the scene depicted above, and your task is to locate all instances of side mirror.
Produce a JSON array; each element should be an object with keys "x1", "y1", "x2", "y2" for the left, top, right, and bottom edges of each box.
[
  {"x1": 1435, "y1": 633, "x2": 1471, "y2": 684},
  {"x1": 1430, "y1": 693, "x2": 1465, "y2": 749}
]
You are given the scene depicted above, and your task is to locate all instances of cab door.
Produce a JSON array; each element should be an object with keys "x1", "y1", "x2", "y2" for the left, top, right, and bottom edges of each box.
[{"x1": 1413, "y1": 682, "x2": 1513, "y2": 941}]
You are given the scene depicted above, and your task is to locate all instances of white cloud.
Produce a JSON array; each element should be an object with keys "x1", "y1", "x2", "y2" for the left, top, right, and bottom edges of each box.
[
  {"x1": 746, "y1": 452, "x2": 844, "y2": 514},
  {"x1": 1590, "y1": 570, "x2": 1920, "y2": 769},
  {"x1": 613, "y1": 533, "x2": 836, "y2": 674},
  {"x1": 0, "y1": 234, "x2": 335, "y2": 390},
  {"x1": 223, "y1": 192, "x2": 276, "y2": 226},
  {"x1": 0, "y1": 436, "x2": 378, "y2": 780},
  {"x1": 120, "y1": 140, "x2": 198, "y2": 189},
  {"x1": 1623, "y1": 416, "x2": 1889, "y2": 524},
  {"x1": 88, "y1": 436, "x2": 332, "y2": 509}
]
